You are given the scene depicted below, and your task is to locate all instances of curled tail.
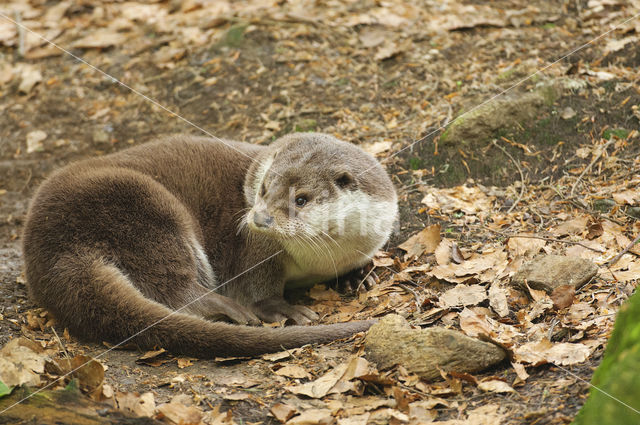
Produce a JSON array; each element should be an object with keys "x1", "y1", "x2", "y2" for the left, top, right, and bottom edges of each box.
[{"x1": 29, "y1": 256, "x2": 373, "y2": 358}]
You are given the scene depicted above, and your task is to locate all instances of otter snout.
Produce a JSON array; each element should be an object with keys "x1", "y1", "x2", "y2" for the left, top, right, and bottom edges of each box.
[{"x1": 252, "y1": 210, "x2": 274, "y2": 228}]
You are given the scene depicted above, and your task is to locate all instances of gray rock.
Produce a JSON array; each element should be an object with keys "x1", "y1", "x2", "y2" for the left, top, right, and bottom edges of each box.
[
  {"x1": 439, "y1": 82, "x2": 561, "y2": 147},
  {"x1": 364, "y1": 315, "x2": 506, "y2": 381},
  {"x1": 593, "y1": 199, "x2": 616, "y2": 212},
  {"x1": 511, "y1": 254, "x2": 597, "y2": 293},
  {"x1": 627, "y1": 207, "x2": 640, "y2": 220}
]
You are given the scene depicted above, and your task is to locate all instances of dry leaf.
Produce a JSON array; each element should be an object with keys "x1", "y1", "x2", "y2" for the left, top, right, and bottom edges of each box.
[
  {"x1": 271, "y1": 403, "x2": 297, "y2": 423},
  {"x1": 361, "y1": 140, "x2": 392, "y2": 155},
  {"x1": 286, "y1": 409, "x2": 333, "y2": 425},
  {"x1": 337, "y1": 413, "x2": 370, "y2": 425},
  {"x1": 115, "y1": 391, "x2": 156, "y2": 417},
  {"x1": 0, "y1": 337, "x2": 48, "y2": 388},
  {"x1": 551, "y1": 285, "x2": 575, "y2": 310},
  {"x1": 70, "y1": 355, "x2": 105, "y2": 394},
  {"x1": 613, "y1": 189, "x2": 640, "y2": 205},
  {"x1": 398, "y1": 224, "x2": 441, "y2": 260},
  {"x1": 136, "y1": 348, "x2": 172, "y2": 367},
  {"x1": 72, "y1": 30, "x2": 129, "y2": 49},
  {"x1": 438, "y1": 284, "x2": 487, "y2": 308},
  {"x1": 274, "y1": 364, "x2": 312, "y2": 379},
  {"x1": 358, "y1": 27, "x2": 387, "y2": 48},
  {"x1": 514, "y1": 339, "x2": 591, "y2": 366},
  {"x1": 507, "y1": 236, "x2": 546, "y2": 257},
  {"x1": 478, "y1": 379, "x2": 516, "y2": 393},
  {"x1": 286, "y1": 363, "x2": 347, "y2": 398},
  {"x1": 26, "y1": 130, "x2": 47, "y2": 153},
  {"x1": 157, "y1": 394, "x2": 203, "y2": 424},
  {"x1": 435, "y1": 239, "x2": 453, "y2": 265},
  {"x1": 176, "y1": 357, "x2": 194, "y2": 368},
  {"x1": 19, "y1": 65, "x2": 43, "y2": 94},
  {"x1": 511, "y1": 362, "x2": 529, "y2": 381},
  {"x1": 488, "y1": 283, "x2": 509, "y2": 317}
]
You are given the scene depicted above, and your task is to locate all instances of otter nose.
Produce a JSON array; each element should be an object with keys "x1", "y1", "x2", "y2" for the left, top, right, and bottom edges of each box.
[{"x1": 253, "y1": 210, "x2": 274, "y2": 228}]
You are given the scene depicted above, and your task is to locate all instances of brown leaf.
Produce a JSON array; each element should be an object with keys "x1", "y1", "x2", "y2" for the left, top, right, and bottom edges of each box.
[
  {"x1": 451, "y1": 242, "x2": 465, "y2": 264},
  {"x1": 286, "y1": 363, "x2": 347, "y2": 398},
  {"x1": 438, "y1": 284, "x2": 487, "y2": 308},
  {"x1": 551, "y1": 285, "x2": 575, "y2": 310},
  {"x1": 398, "y1": 224, "x2": 441, "y2": 260},
  {"x1": 585, "y1": 219, "x2": 603, "y2": 240},
  {"x1": 0, "y1": 337, "x2": 48, "y2": 387},
  {"x1": 176, "y1": 357, "x2": 194, "y2": 369},
  {"x1": 136, "y1": 348, "x2": 172, "y2": 367},
  {"x1": 478, "y1": 379, "x2": 515, "y2": 393},
  {"x1": 271, "y1": 403, "x2": 297, "y2": 423},
  {"x1": 71, "y1": 355, "x2": 105, "y2": 394},
  {"x1": 115, "y1": 391, "x2": 156, "y2": 418},
  {"x1": 488, "y1": 283, "x2": 509, "y2": 317},
  {"x1": 435, "y1": 239, "x2": 452, "y2": 265},
  {"x1": 157, "y1": 394, "x2": 203, "y2": 424},
  {"x1": 286, "y1": 408, "x2": 333, "y2": 425},
  {"x1": 72, "y1": 30, "x2": 128, "y2": 49},
  {"x1": 552, "y1": 216, "x2": 590, "y2": 236},
  {"x1": 274, "y1": 364, "x2": 312, "y2": 379},
  {"x1": 511, "y1": 362, "x2": 529, "y2": 381},
  {"x1": 613, "y1": 189, "x2": 640, "y2": 205},
  {"x1": 514, "y1": 339, "x2": 591, "y2": 366},
  {"x1": 507, "y1": 235, "x2": 546, "y2": 257}
]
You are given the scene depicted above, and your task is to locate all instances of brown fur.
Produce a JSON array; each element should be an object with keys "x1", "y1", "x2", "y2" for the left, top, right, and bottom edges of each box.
[{"x1": 22, "y1": 134, "x2": 395, "y2": 358}]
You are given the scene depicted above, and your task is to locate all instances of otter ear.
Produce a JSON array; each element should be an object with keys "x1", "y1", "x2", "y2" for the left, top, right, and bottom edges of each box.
[{"x1": 335, "y1": 171, "x2": 356, "y2": 189}]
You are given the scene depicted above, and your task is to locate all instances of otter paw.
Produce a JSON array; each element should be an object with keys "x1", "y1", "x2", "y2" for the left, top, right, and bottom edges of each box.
[
  {"x1": 201, "y1": 294, "x2": 261, "y2": 326},
  {"x1": 330, "y1": 263, "x2": 379, "y2": 294},
  {"x1": 251, "y1": 297, "x2": 319, "y2": 325}
]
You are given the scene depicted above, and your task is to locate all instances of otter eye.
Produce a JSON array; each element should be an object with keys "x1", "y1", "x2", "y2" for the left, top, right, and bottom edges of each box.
[{"x1": 295, "y1": 196, "x2": 307, "y2": 207}]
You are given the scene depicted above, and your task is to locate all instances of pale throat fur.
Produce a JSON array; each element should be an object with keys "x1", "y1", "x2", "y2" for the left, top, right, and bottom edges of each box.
[{"x1": 242, "y1": 133, "x2": 398, "y2": 288}]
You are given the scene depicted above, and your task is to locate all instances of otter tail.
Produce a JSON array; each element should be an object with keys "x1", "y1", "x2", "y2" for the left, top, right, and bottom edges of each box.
[{"x1": 32, "y1": 256, "x2": 372, "y2": 358}]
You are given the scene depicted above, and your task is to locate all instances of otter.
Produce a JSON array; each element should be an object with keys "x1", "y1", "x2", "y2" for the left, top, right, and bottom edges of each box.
[{"x1": 22, "y1": 133, "x2": 398, "y2": 358}]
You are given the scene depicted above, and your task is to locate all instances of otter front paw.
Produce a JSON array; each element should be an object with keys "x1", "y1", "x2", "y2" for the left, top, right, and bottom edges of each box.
[
  {"x1": 251, "y1": 296, "x2": 319, "y2": 325},
  {"x1": 331, "y1": 263, "x2": 379, "y2": 293},
  {"x1": 199, "y1": 293, "x2": 261, "y2": 326}
]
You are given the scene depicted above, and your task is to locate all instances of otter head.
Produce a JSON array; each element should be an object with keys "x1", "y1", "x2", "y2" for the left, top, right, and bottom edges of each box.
[{"x1": 243, "y1": 133, "x2": 397, "y2": 279}]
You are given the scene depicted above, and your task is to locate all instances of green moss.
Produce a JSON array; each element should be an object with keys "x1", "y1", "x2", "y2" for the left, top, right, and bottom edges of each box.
[
  {"x1": 603, "y1": 128, "x2": 628, "y2": 140},
  {"x1": 497, "y1": 68, "x2": 517, "y2": 81},
  {"x1": 294, "y1": 119, "x2": 317, "y2": 132},
  {"x1": 538, "y1": 84, "x2": 559, "y2": 106},
  {"x1": 409, "y1": 157, "x2": 423, "y2": 170},
  {"x1": 0, "y1": 380, "x2": 11, "y2": 398},
  {"x1": 222, "y1": 24, "x2": 247, "y2": 47},
  {"x1": 573, "y1": 291, "x2": 640, "y2": 424}
]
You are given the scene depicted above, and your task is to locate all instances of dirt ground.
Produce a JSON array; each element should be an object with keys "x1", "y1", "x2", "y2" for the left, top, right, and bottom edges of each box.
[{"x1": 1, "y1": 0, "x2": 639, "y2": 424}]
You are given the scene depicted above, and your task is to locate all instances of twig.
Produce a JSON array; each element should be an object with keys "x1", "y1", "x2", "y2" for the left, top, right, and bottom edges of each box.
[
  {"x1": 399, "y1": 283, "x2": 423, "y2": 313},
  {"x1": 542, "y1": 184, "x2": 626, "y2": 226},
  {"x1": 488, "y1": 229, "x2": 606, "y2": 253},
  {"x1": 567, "y1": 199, "x2": 626, "y2": 226},
  {"x1": 51, "y1": 327, "x2": 72, "y2": 371},
  {"x1": 14, "y1": 11, "x2": 24, "y2": 57},
  {"x1": 606, "y1": 233, "x2": 640, "y2": 268},
  {"x1": 570, "y1": 138, "x2": 616, "y2": 197},
  {"x1": 356, "y1": 265, "x2": 376, "y2": 293},
  {"x1": 492, "y1": 140, "x2": 525, "y2": 214}
]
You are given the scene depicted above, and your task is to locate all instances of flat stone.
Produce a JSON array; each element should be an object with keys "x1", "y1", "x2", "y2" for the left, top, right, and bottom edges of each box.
[
  {"x1": 364, "y1": 315, "x2": 506, "y2": 381},
  {"x1": 511, "y1": 254, "x2": 597, "y2": 294}
]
